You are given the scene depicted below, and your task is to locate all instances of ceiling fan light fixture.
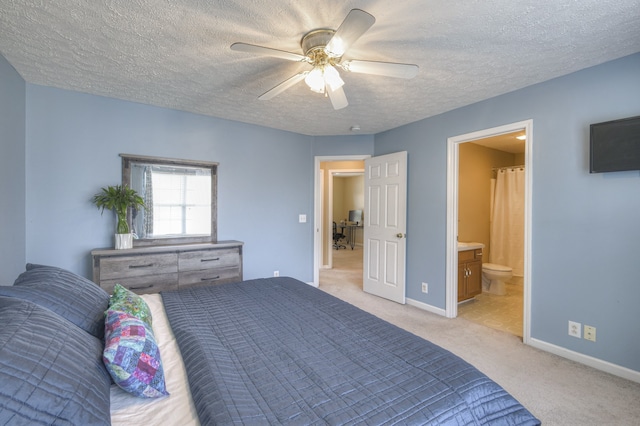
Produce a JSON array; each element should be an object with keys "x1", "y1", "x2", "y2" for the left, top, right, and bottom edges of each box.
[
  {"x1": 324, "y1": 65, "x2": 344, "y2": 91},
  {"x1": 305, "y1": 67, "x2": 325, "y2": 93},
  {"x1": 325, "y1": 36, "x2": 346, "y2": 57},
  {"x1": 304, "y1": 64, "x2": 344, "y2": 94}
]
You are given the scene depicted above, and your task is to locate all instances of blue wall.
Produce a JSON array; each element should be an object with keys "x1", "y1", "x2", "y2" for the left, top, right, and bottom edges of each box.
[
  {"x1": 313, "y1": 135, "x2": 375, "y2": 156},
  {"x1": 24, "y1": 85, "x2": 324, "y2": 282},
  {"x1": 22, "y1": 85, "x2": 375, "y2": 283},
  {"x1": 376, "y1": 53, "x2": 640, "y2": 372},
  {"x1": 0, "y1": 54, "x2": 26, "y2": 285}
]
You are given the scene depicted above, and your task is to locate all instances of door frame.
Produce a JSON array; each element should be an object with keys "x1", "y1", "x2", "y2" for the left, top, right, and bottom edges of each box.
[
  {"x1": 445, "y1": 119, "x2": 533, "y2": 344},
  {"x1": 313, "y1": 155, "x2": 371, "y2": 287}
]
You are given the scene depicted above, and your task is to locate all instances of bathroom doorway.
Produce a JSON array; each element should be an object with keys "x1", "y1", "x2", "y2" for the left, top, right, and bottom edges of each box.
[{"x1": 445, "y1": 120, "x2": 533, "y2": 343}]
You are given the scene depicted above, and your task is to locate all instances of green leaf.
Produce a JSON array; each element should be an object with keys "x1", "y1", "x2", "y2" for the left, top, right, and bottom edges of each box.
[{"x1": 92, "y1": 184, "x2": 145, "y2": 233}]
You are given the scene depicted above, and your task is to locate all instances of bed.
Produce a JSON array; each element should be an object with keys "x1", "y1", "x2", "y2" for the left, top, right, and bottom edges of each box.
[{"x1": 0, "y1": 264, "x2": 540, "y2": 425}]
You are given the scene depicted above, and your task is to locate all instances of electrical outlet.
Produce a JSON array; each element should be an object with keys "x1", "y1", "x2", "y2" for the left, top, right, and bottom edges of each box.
[
  {"x1": 584, "y1": 325, "x2": 596, "y2": 342},
  {"x1": 568, "y1": 321, "x2": 581, "y2": 338},
  {"x1": 421, "y1": 282, "x2": 428, "y2": 293},
  {"x1": 273, "y1": 270, "x2": 280, "y2": 277}
]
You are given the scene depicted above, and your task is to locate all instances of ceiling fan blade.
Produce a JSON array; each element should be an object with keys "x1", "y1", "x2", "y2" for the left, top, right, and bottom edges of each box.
[
  {"x1": 258, "y1": 72, "x2": 308, "y2": 100},
  {"x1": 341, "y1": 60, "x2": 419, "y2": 79},
  {"x1": 327, "y1": 85, "x2": 349, "y2": 110},
  {"x1": 325, "y1": 9, "x2": 375, "y2": 57},
  {"x1": 231, "y1": 42, "x2": 307, "y2": 62}
]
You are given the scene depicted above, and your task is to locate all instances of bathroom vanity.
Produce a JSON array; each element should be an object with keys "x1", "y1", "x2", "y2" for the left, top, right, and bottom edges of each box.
[{"x1": 458, "y1": 243, "x2": 483, "y2": 302}]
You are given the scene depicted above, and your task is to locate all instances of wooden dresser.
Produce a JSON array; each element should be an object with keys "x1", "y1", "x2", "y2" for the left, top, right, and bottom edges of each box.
[{"x1": 91, "y1": 240, "x2": 243, "y2": 294}]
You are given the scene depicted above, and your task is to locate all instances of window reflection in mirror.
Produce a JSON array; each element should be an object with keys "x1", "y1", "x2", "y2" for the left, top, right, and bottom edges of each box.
[
  {"x1": 131, "y1": 163, "x2": 211, "y2": 237},
  {"x1": 121, "y1": 154, "x2": 217, "y2": 246}
]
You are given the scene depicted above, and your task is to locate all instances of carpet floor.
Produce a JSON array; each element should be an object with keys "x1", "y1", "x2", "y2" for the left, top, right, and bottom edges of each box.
[{"x1": 319, "y1": 245, "x2": 640, "y2": 425}]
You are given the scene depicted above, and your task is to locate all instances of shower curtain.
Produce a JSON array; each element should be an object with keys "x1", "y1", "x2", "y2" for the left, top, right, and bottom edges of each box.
[{"x1": 489, "y1": 167, "x2": 524, "y2": 277}]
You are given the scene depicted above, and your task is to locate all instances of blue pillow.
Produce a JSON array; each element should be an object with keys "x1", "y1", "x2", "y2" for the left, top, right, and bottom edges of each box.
[
  {"x1": 3, "y1": 263, "x2": 110, "y2": 338},
  {"x1": 0, "y1": 297, "x2": 111, "y2": 425},
  {"x1": 103, "y1": 309, "x2": 169, "y2": 398}
]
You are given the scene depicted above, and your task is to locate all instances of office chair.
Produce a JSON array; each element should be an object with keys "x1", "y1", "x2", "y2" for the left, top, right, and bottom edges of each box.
[{"x1": 333, "y1": 221, "x2": 346, "y2": 250}]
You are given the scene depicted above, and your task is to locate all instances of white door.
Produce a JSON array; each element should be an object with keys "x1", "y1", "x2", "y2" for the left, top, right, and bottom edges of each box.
[{"x1": 363, "y1": 151, "x2": 407, "y2": 304}]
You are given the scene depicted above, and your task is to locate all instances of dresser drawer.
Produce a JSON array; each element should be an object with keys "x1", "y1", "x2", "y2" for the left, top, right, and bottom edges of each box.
[
  {"x1": 100, "y1": 273, "x2": 179, "y2": 295},
  {"x1": 98, "y1": 253, "x2": 178, "y2": 280},
  {"x1": 178, "y1": 248, "x2": 240, "y2": 271},
  {"x1": 179, "y1": 266, "x2": 241, "y2": 288}
]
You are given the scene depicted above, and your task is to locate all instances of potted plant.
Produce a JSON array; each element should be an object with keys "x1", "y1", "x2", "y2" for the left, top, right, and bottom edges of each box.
[{"x1": 92, "y1": 184, "x2": 145, "y2": 249}]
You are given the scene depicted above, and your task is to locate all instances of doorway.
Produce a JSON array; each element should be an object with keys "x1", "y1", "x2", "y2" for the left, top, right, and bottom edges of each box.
[
  {"x1": 326, "y1": 169, "x2": 364, "y2": 268},
  {"x1": 445, "y1": 120, "x2": 533, "y2": 344},
  {"x1": 313, "y1": 155, "x2": 369, "y2": 286}
]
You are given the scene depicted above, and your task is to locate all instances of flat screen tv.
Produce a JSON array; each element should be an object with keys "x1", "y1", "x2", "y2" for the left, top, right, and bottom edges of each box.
[{"x1": 590, "y1": 115, "x2": 640, "y2": 173}]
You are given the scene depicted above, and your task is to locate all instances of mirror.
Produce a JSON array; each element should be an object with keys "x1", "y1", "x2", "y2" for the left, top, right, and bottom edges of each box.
[{"x1": 121, "y1": 154, "x2": 218, "y2": 246}]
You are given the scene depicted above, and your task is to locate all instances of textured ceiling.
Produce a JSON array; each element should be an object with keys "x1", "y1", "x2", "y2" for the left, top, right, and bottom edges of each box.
[{"x1": 1, "y1": 0, "x2": 639, "y2": 136}]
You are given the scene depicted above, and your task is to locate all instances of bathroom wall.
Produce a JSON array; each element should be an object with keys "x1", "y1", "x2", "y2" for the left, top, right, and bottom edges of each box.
[
  {"x1": 514, "y1": 153, "x2": 525, "y2": 164},
  {"x1": 458, "y1": 142, "x2": 516, "y2": 262}
]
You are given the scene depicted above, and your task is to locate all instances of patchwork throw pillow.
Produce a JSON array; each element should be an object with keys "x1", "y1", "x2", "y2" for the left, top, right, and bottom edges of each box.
[
  {"x1": 109, "y1": 283, "x2": 153, "y2": 328},
  {"x1": 103, "y1": 309, "x2": 169, "y2": 398}
]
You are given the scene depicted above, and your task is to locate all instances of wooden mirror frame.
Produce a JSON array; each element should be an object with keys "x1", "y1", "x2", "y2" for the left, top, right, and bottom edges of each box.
[{"x1": 121, "y1": 154, "x2": 218, "y2": 246}]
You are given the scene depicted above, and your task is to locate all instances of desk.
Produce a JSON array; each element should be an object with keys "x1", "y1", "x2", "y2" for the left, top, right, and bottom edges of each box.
[{"x1": 339, "y1": 224, "x2": 363, "y2": 250}]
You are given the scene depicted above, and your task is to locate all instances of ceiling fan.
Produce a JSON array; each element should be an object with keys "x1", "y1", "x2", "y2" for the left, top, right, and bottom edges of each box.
[{"x1": 230, "y1": 9, "x2": 419, "y2": 110}]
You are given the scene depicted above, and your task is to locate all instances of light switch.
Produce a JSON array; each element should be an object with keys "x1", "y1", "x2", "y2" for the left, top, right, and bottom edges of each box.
[{"x1": 299, "y1": 214, "x2": 307, "y2": 223}]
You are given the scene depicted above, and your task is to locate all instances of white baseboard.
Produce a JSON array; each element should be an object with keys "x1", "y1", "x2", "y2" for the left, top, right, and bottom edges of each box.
[
  {"x1": 405, "y1": 298, "x2": 640, "y2": 383},
  {"x1": 529, "y1": 338, "x2": 640, "y2": 384},
  {"x1": 406, "y1": 297, "x2": 447, "y2": 317}
]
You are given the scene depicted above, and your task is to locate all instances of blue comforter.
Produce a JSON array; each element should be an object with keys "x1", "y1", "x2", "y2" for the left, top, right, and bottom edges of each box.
[{"x1": 162, "y1": 277, "x2": 540, "y2": 425}]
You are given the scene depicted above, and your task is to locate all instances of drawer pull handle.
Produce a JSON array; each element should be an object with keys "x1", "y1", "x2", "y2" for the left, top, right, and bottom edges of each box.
[
  {"x1": 201, "y1": 276, "x2": 220, "y2": 281},
  {"x1": 129, "y1": 263, "x2": 154, "y2": 269},
  {"x1": 129, "y1": 284, "x2": 154, "y2": 290},
  {"x1": 200, "y1": 258, "x2": 220, "y2": 262}
]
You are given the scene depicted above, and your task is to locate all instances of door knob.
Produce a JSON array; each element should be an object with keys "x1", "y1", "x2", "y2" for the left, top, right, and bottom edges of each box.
[{"x1": 396, "y1": 233, "x2": 405, "y2": 238}]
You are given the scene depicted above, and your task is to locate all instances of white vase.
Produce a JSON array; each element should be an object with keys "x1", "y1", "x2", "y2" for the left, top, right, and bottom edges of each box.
[{"x1": 115, "y1": 233, "x2": 133, "y2": 250}]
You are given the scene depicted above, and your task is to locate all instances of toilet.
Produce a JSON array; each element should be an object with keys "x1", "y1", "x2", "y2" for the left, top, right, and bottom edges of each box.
[{"x1": 481, "y1": 263, "x2": 512, "y2": 295}]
